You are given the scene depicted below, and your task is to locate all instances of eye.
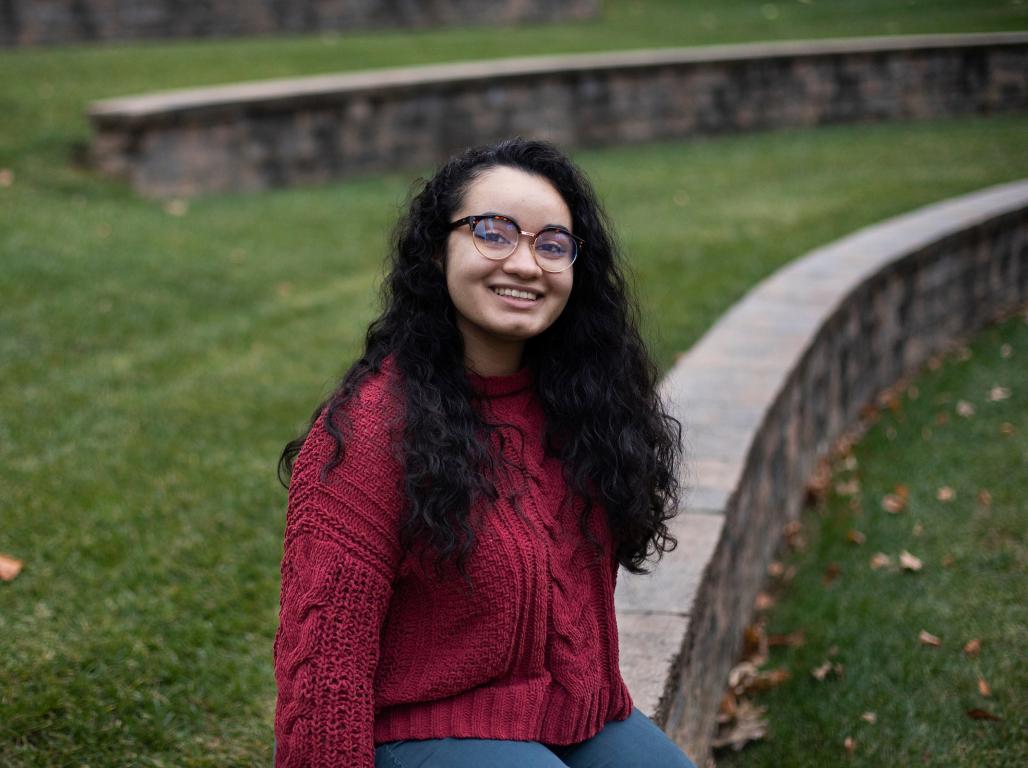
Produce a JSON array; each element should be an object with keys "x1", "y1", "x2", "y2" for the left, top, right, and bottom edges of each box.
[
  {"x1": 473, "y1": 217, "x2": 517, "y2": 248},
  {"x1": 535, "y1": 230, "x2": 573, "y2": 258}
]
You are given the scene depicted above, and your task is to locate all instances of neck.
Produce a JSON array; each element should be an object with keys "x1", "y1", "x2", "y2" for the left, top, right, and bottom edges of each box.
[{"x1": 460, "y1": 327, "x2": 525, "y2": 376}]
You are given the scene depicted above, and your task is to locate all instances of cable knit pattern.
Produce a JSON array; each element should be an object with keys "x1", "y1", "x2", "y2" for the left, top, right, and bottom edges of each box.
[{"x1": 273, "y1": 357, "x2": 633, "y2": 767}]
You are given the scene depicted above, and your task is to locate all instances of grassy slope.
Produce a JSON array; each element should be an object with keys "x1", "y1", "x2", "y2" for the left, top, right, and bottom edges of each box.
[
  {"x1": 717, "y1": 311, "x2": 1027, "y2": 767},
  {"x1": 0, "y1": 2, "x2": 1026, "y2": 764}
]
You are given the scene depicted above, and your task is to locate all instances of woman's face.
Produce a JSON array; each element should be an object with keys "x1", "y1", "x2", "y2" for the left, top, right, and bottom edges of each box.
[{"x1": 444, "y1": 165, "x2": 574, "y2": 371}]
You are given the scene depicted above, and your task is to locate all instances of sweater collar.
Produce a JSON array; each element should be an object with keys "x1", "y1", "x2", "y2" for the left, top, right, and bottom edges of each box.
[{"x1": 466, "y1": 365, "x2": 534, "y2": 398}]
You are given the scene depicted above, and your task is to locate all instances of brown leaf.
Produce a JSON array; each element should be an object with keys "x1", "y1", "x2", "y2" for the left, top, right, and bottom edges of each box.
[
  {"x1": 754, "y1": 592, "x2": 775, "y2": 611},
  {"x1": 844, "y1": 736, "x2": 856, "y2": 753},
  {"x1": 847, "y1": 529, "x2": 866, "y2": 545},
  {"x1": 836, "y1": 479, "x2": 860, "y2": 496},
  {"x1": 912, "y1": 522, "x2": 924, "y2": 537},
  {"x1": 936, "y1": 486, "x2": 955, "y2": 502},
  {"x1": 999, "y1": 343, "x2": 1012, "y2": 358},
  {"x1": 711, "y1": 699, "x2": 768, "y2": 751},
  {"x1": 999, "y1": 422, "x2": 1015, "y2": 435},
  {"x1": 822, "y1": 563, "x2": 841, "y2": 585},
  {"x1": 966, "y1": 708, "x2": 1001, "y2": 721},
  {"x1": 0, "y1": 168, "x2": 13, "y2": 187},
  {"x1": 935, "y1": 411, "x2": 950, "y2": 425},
  {"x1": 719, "y1": 690, "x2": 737, "y2": 718},
  {"x1": 987, "y1": 385, "x2": 1010, "y2": 402},
  {"x1": 881, "y1": 493, "x2": 906, "y2": 514},
  {"x1": 942, "y1": 553, "x2": 955, "y2": 567},
  {"x1": 956, "y1": 399, "x2": 976, "y2": 417},
  {"x1": 977, "y1": 489, "x2": 992, "y2": 507},
  {"x1": 918, "y1": 629, "x2": 941, "y2": 647},
  {"x1": 812, "y1": 660, "x2": 844, "y2": 681},
  {"x1": 963, "y1": 638, "x2": 981, "y2": 657},
  {"x1": 900, "y1": 550, "x2": 923, "y2": 572},
  {"x1": 861, "y1": 711, "x2": 877, "y2": 724},
  {"x1": 0, "y1": 553, "x2": 23, "y2": 582},
  {"x1": 827, "y1": 644, "x2": 840, "y2": 657},
  {"x1": 767, "y1": 629, "x2": 806, "y2": 648},
  {"x1": 767, "y1": 560, "x2": 785, "y2": 577},
  {"x1": 870, "y1": 552, "x2": 892, "y2": 570},
  {"x1": 977, "y1": 675, "x2": 991, "y2": 697}
]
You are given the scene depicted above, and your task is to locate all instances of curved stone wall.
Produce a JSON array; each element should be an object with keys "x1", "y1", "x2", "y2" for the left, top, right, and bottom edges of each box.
[
  {"x1": 613, "y1": 180, "x2": 1028, "y2": 766},
  {"x1": 86, "y1": 32, "x2": 1028, "y2": 198},
  {"x1": 1, "y1": 0, "x2": 598, "y2": 47}
]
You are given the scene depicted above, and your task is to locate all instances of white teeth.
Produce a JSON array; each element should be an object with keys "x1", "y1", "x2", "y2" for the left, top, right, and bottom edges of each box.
[{"x1": 493, "y1": 287, "x2": 538, "y2": 300}]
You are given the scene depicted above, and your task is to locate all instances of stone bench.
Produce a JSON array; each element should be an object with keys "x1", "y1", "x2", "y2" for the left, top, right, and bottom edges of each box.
[
  {"x1": 87, "y1": 32, "x2": 1028, "y2": 198},
  {"x1": 613, "y1": 179, "x2": 1028, "y2": 767}
]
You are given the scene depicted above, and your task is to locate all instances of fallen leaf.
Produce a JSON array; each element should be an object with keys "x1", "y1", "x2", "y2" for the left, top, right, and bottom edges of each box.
[
  {"x1": 847, "y1": 529, "x2": 866, "y2": 545},
  {"x1": 827, "y1": 645, "x2": 840, "y2": 657},
  {"x1": 966, "y1": 708, "x2": 1001, "y2": 721},
  {"x1": 754, "y1": 592, "x2": 775, "y2": 611},
  {"x1": 977, "y1": 489, "x2": 992, "y2": 507},
  {"x1": 0, "y1": 168, "x2": 13, "y2": 187},
  {"x1": 956, "y1": 400, "x2": 976, "y2": 417},
  {"x1": 843, "y1": 454, "x2": 859, "y2": 471},
  {"x1": 881, "y1": 493, "x2": 906, "y2": 514},
  {"x1": 0, "y1": 552, "x2": 23, "y2": 581},
  {"x1": 719, "y1": 690, "x2": 737, "y2": 718},
  {"x1": 942, "y1": 553, "x2": 955, "y2": 567},
  {"x1": 822, "y1": 563, "x2": 841, "y2": 585},
  {"x1": 861, "y1": 711, "x2": 877, "y2": 724},
  {"x1": 912, "y1": 522, "x2": 924, "y2": 537},
  {"x1": 836, "y1": 479, "x2": 860, "y2": 496},
  {"x1": 900, "y1": 550, "x2": 923, "y2": 572},
  {"x1": 999, "y1": 422, "x2": 1015, "y2": 435},
  {"x1": 963, "y1": 638, "x2": 981, "y2": 657},
  {"x1": 844, "y1": 736, "x2": 856, "y2": 753},
  {"x1": 978, "y1": 675, "x2": 991, "y2": 697},
  {"x1": 812, "y1": 660, "x2": 844, "y2": 681},
  {"x1": 987, "y1": 386, "x2": 1010, "y2": 402},
  {"x1": 870, "y1": 552, "x2": 892, "y2": 570},
  {"x1": 918, "y1": 629, "x2": 941, "y2": 647},
  {"x1": 712, "y1": 699, "x2": 768, "y2": 751},
  {"x1": 163, "y1": 198, "x2": 188, "y2": 216},
  {"x1": 767, "y1": 629, "x2": 805, "y2": 648},
  {"x1": 767, "y1": 560, "x2": 785, "y2": 577},
  {"x1": 936, "y1": 486, "x2": 955, "y2": 502},
  {"x1": 999, "y1": 343, "x2": 1012, "y2": 358},
  {"x1": 935, "y1": 412, "x2": 950, "y2": 425}
]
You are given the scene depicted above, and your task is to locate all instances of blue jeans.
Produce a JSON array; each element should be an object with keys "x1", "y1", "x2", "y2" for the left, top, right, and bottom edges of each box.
[{"x1": 372, "y1": 707, "x2": 697, "y2": 768}]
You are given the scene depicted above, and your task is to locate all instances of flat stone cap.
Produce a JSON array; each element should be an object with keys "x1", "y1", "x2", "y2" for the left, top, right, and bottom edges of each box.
[{"x1": 88, "y1": 31, "x2": 1028, "y2": 127}]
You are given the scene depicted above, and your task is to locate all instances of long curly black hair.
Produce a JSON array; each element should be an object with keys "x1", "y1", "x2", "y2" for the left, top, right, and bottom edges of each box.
[{"x1": 279, "y1": 137, "x2": 685, "y2": 585}]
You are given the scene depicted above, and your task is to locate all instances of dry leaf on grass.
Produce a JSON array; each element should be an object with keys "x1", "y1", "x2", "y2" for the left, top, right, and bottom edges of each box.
[
  {"x1": 847, "y1": 529, "x2": 866, "y2": 545},
  {"x1": 712, "y1": 699, "x2": 768, "y2": 751},
  {"x1": 822, "y1": 563, "x2": 841, "y2": 585},
  {"x1": 900, "y1": 550, "x2": 923, "y2": 571},
  {"x1": 936, "y1": 486, "x2": 955, "y2": 501},
  {"x1": 942, "y1": 553, "x2": 955, "y2": 567},
  {"x1": 999, "y1": 343, "x2": 1012, "y2": 358},
  {"x1": 844, "y1": 736, "x2": 856, "y2": 754},
  {"x1": 987, "y1": 386, "x2": 1010, "y2": 402},
  {"x1": 977, "y1": 676, "x2": 992, "y2": 697},
  {"x1": 767, "y1": 629, "x2": 806, "y2": 648},
  {"x1": 812, "y1": 660, "x2": 844, "y2": 681},
  {"x1": 767, "y1": 560, "x2": 785, "y2": 577},
  {"x1": 977, "y1": 489, "x2": 992, "y2": 507},
  {"x1": 918, "y1": 629, "x2": 941, "y2": 647},
  {"x1": 999, "y1": 422, "x2": 1015, "y2": 435},
  {"x1": 912, "y1": 522, "x2": 924, "y2": 537},
  {"x1": 963, "y1": 638, "x2": 981, "y2": 657},
  {"x1": 966, "y1": 708, "x2": 1001, "y2": 721},
  {"x1": 754, "y1": 592, "x2": 775, "y2": 611},
  {"x1": 0, "y1": 553, "x2": 23, "y2": 582},
  {"x1": 861, "y1": 711, "x2": 877, "y2": 724},
  {"x1": 956, "y1": 399, "x2": 976, "y2": 417},
  {"x1": 836, "y1": 479, "x2": 860, "y2": 496},
  {"x1": 870, "y1": 552, "x2": 892, "y2": 570},
  {"x1": 881, "y1": 485, "x2": 908, "y2": 513}
]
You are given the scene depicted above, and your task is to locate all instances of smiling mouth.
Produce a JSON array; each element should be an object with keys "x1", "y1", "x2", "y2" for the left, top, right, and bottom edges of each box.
[{"x1": 492, "y1": 287, "x2": 539, "y2": 301}]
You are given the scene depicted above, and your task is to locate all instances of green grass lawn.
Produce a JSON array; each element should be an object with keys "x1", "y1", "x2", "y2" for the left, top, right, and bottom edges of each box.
[
  {"x1": 1, "y1": 8, "x2": 1027, "y2": 763},
  {"x1": 716, "y1": 310, "x2": 1028, "y2": 768},
  {"x1": 1, "y1": 113, "x2": 1024, "y2": 766},
  {"x1": 1, "y1": 0, "x2": 1026, "y2": 173}
]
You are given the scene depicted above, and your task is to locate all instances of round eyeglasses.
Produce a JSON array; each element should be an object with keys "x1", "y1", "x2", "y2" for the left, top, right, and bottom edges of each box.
[{"x1": 449, "y1": 213, "x2": 582, "y2": 273}]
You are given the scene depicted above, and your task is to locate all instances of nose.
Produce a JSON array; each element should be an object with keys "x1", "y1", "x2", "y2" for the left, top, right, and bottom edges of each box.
[{"x1": 502, "y1": 235, "x2": 542, "y2": 279}]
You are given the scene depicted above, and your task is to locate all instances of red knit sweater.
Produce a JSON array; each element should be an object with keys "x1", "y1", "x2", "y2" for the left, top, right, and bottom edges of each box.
[{"x1": 273, "y1": 358, "x2": 633, "y2": 767}]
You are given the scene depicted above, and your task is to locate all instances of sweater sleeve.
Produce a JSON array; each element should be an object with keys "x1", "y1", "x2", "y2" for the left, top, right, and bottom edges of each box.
[{"x1": 273, "y1": 387, "x2": 405, "y2": 768}]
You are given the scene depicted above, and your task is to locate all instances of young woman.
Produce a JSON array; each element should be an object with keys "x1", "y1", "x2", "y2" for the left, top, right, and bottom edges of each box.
[{"x1": 273, "y1": 138, "x2": 694, "y2": 768}]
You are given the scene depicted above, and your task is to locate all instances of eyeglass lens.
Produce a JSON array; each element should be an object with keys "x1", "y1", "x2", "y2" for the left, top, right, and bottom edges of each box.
[{"x1": 471, "y1": 216, "x2": 575, "y2": 272}]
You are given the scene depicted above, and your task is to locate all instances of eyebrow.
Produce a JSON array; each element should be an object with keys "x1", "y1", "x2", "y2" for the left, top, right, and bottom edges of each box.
[{"x1": 480, "y1": 211, "x2": 572, "y2": 231}]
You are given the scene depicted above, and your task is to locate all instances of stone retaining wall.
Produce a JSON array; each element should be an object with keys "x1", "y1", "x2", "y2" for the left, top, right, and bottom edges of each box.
[
  {"x1": 87, "y1": 32, "x2": 1028, "y2": 199},
  {"x1": 1, "y1": 0, "x2": 598, "y2": 46},
  {"x1": 613, "y1": 180, "x2": 1028, "y2": 767}
]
